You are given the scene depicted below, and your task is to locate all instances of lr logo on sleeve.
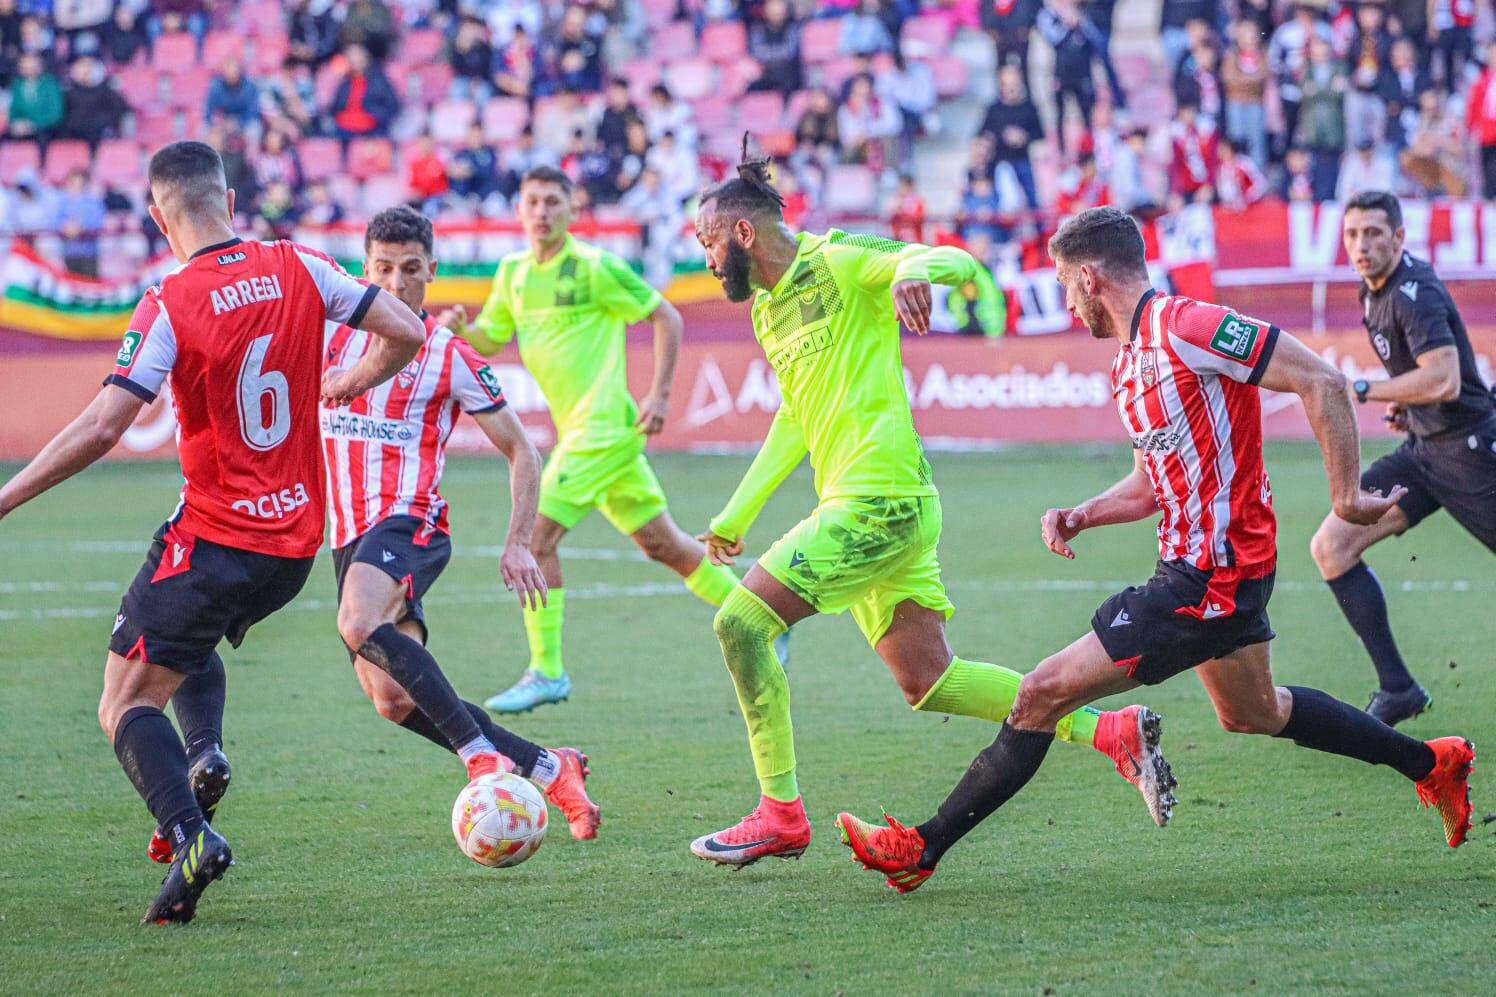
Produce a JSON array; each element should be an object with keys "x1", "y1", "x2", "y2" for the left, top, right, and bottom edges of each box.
[
  {"x1": 476, "y1": 364, "x2": 504, "y2": 400},
  {"x1": 1209, "y1": 315, "x2": 1260, "y2": 362},
  {"x1": 117, "y1": 330, "x2": 143, "y2": 368}
]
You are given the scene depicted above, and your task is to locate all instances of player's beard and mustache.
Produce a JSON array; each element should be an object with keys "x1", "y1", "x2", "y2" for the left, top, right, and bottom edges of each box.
[
  {"x1": 1077, "y1": 293, "x2": 1113, "y2": 340},
  {"x1": 717, "y1": 240, "x2": 755, "y2": 302}
]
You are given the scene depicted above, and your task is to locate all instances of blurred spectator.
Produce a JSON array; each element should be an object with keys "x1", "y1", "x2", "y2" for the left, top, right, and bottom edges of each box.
[
  {"x1": 1387, "y1": 0, "x2": 1429, "y2": 63},
  {"x1": 7, "y1": 52, "x2": 63, "y2": 141},
  {"x1": 340, "y1": 0, "x2": 397, "y2": 62},
  {"x1": 102, "y1": 182, "x2": 135, "y2": 228},
  {"x1": 1056, "y1": 151, "x2": 1109, "y2": 214},
  {"x1": 978, "y1": 64, "x2": 1043, "y2": 209},
  {"x1": 794, "y1": 87, "x2": 842, "y2": 167},
  {"x1": 837, "y1": 74, "x2": 897, "y2": 169},
  {"x1": 619, "y1": 167, "x2": 681, "y2": 287},
  {"x1": 1221, "y1": 17, "x2": 1268, "y2": 167},
  {"x1": 748, "y1": 0, "x2": 803, "y2": 94},
  {"x1": 451, "y1": 122, "x2": 500, "y2": 206},
  {"x1": 960, "y1": 175, "x2": 1005, "y2": 241},
  {"x1": 1270, "y1": 4, "x2": 1334, "y2": 161},
  {"x1": 980, "y1": 0, "x2": 1041, "y2": 86},
  {"x1": 287, "y1": 0, "x2": 339, "y2": 70},
  {"x1": 56, "y1": 169, "x2": 105, "y2": 276},
  {"x1": 1430, "y1": 0, "x2": 1475, "y2": 87},
  {"x1": 302, "y1": 180, "x2": 345, "y2": 226},
  {"x1": 212, "y1": 118, "x2": 260, "y2": 216},
  {"x1": 407, "y1": 133, "x2": 450, "y2": 210},
  {"x1": 495, "y1": 23, "x2": 537, "y2": 99},
  {"x1": 1160, "y1": 0, "x2": 1218, "y2": 74},
  {"x1": 254, "y1": 128, "x2": 304, "y2": 191},
  {"x1": 1385, "y1": 37, "x2": 1431, "y2": 149},
  {"x1": 0, "y1": 0, "x2": 19, "y2": 83},
  {"x1": 253, "y1": 180, "x2": 301, "y2": 241},
  {"x1": 5, "y1": 169, "x2": 58, "y2": 234},
  {"x1": 448, "y1": 15, "x2": 495, "y2": 101},
  {"x1": 330, "y1": 44, "x2": 399, "y2": 139},
  {"x1": 534, "y1": 88, "x2": 591, "y2": 156},
  {"x1": 1280, "y1": 145, "x2": 1316, "y2": 201},
  {"x1": 261, "y1": 63, "x2": 317, "y2": 139},
  {"x1": 154, "y1": 1, "x2": 209, "y2": 40},
  {"x1": 206, "y1": 59, "x2": 261, "y2": 130},
  {"x1": 1401, "y1": 89, "x2": 1466, "y2": 195},
  {"x1": 1168, "y1": 101, "x2": 1218, "y2": 207},
  {"x1": 101, "y1": 5, "x2": 148, "y2": 66},
  {"x1": 1173, "y1": 20, "x2": 1221, "y2": 122},
  {"x1": 1215, "y1": 139, "x2": 1268, "y2": 210},
  {"x1": 1236, "y1": 0, "x2": 1274, "y2": 37},
  {"x1": 597, "y1": 77, "x2": 640, "y2": 157},
  {"x1": 887, "y1": 50, "x2": 938, "y2": 171},
  {"x1": 613, "y1": 118, "x2": 652, "y2": 198},
  {"x1": 888, "y1": 174, "x2": 926, "y2": 243},
  {"x1": 484, "y1": 1, "x2": 544, "y2": 45},
  {"x1": 1109, "y1": 125, "x2": 1153, "y2": 212},
  {"x1": 1295, "y1": 35, "x2": 1347, "y2": 202},
  {"x1": 62, "y1": 56, "x2": 127, "y2": 148},
  {"x1": 647, "y1": 129, "x2": 698, "y2": 204},
  {"x1": 550, "y1": 6, "x2": 603, "y2": 94},
  {"x1": 643, "y1": 83, "x2": 696, "y2": 151},
  {"x1": 840, "y1": 0, "x2": 895, "y2": 57},
  {"x1": 1467, "y1": 41, "x2": 1496, "y2": 197},
  {"x1": 18, "y1": 13, "x2": 53, "y2": 60},
  {"x1": 1038, "y1": 0, "x2": 1125, "y2": 157},
  {"x1": 1345, "y1": 1, "x2": 1394, "y2": 149},
  {"x1": 1083, "y1": 0, "x2": 1121, "y2": 42},
  {"x1": 964, "y1": 133, "x2": 996, "y2": 185},
  {"x1": 499, "y1": 126, "x2": 557, "y2": 199},
  {"x1": 1337, "y1": 137, "x2": 1396, "y2": 201},
  {"x1": 574, "y1": 133, "x2": 618, "y2": 206}
]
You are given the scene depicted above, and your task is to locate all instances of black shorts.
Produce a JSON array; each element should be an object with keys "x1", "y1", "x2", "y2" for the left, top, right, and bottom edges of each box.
[
  {"x1": 109, "y1": 523, "x2": 315, "y2": 675},
  {"x1": 1362, "y1": 417, "x2": 1496, "y2": 552},
  {"x1": 330, "y1": 515, "x2": 452, "y2": 643},
  {"x1": 1091, "y1": 560, "x2": 1277, "y2": 685}
]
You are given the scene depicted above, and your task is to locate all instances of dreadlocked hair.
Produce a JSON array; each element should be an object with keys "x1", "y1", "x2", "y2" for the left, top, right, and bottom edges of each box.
[{"x1": 699, "y1": 132, "x2": 785, "y2": 218}]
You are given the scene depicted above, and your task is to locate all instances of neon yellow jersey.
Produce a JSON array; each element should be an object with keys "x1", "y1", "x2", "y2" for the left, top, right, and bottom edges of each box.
[
  {"x1": 710, "y1": 230, "x2": 979, "y2": 541},
  {"x1": 470, "y1": 234, "x2": 662, "y2": 451}
]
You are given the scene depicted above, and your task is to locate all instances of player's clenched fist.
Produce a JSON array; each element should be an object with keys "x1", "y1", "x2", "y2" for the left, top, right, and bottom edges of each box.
[
  {"x1": 1335, "y1": 485, "x2": 1409, "y2": 526},
  {"x1": 891, "y1": 278, "x2": 934, "y2": 336},
  {"x1": 1040, "y1": 506, "x2": 1088, "y2": 559},
  {"x1": 321, "y1": 366, "x2": 365, "y2": 407},
  {"x1": 697, "y1": 529, "x2": 744, "y2": 566}
]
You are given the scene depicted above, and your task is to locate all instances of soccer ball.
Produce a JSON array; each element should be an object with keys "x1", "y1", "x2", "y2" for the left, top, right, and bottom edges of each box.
[{"x1": 452, "y1": 772, "x2": 548, "y2": 868}]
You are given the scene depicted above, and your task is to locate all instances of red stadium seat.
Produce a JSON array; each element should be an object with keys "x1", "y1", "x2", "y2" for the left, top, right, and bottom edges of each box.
[
  {"x1": 251, "y1": 31, "x2": 290, "y2": 76},
  {"x1": 43, "y1": 140, "x2": 92, "y2": 184},
  {"x1": 820, "y1": 57, "x2": 863, "y2": 94},
  {"x1": 700, "y1": 21, "x2": 747, "y2": 61},
  {"x1": 717, "y1": 56, "x2": 762, "y2": 98},
  {"x1": 640, "y1": 0, "x2": 678, "y2": 29},
  {"x1": 346, "y1": 137, "x2": 394, "y2": 180},
  {"x1": 929, "y1": 57, "x2": 969, "y2": 99},
  {"x1": 691, "y1": 94, "x2": 733, "y2": 135},
  {"x1": 360, "y1": 174, "x2": 407, "y2": 214},
  {"x1": 784, "y1": 89, "x2": 815, "y2": 123},
  {"x1": 152, "y1": 33, "x2": 198, "y2": 72},
  {"x1": 314, "y1": 63, "x2": 344, "y2": 109},
  {"x1": 130, "y1": 110, "x2": 178, "y2": 147},
  {"x1": 800, "y1": 19, "x2": 843, "y2": 64},
  {"x1": 92, "y1": 139, "x2": 145, "y2": 187},
  {"x1": 0, "y1": 141, "x2": 41, "y2": 179},
  {"x1": 663, "y1": 58, "x2": 716, "y2": 101},
  {"x1": 654, "y1": 21, "x2": 697, "y2": 59},
  {"x1": 202, "y1": 31, "x2": 241, "y2": 69},
  {"x1": 481, "y1": 98, "x2": 529, "y2": 143},
  {"x1": 325, "y1": 174, "x2": 360, "y2": 209},
  {"x1": 758, "y1": 130, "x2": 797, "y2": 158},
  {"x1": 167, "y1": 68, "x2": 214, "y2": 113},
  {"x1": 736, "y1": 91, "x2": 784, "y2": 130},
  {"x1": 414, "y1": 63, "x2": 455, "y2": 106},
  {"x1": 402, "y1": 29, "x2": 445, "y2": 65},
  {"x1": 298, "y1": 137, "x2": 344, "y2": 182},
  {"x1": 899, "y1": 15, "x2": 953, "y2": 58},
  {"x1": 823, "y1": 164, "x2": 877, "y2": 214},
  {"x1": 241, "y1": 2, "x2": 283, "y2": 34},
  {"x1": 116, "y1": 66, "x2": 163, "y2": 112}
]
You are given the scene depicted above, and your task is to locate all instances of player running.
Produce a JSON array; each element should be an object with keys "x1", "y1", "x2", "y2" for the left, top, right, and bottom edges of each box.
[
  {"x1": 687, "y1": 145, "x2": 1176, "y2": 869},
  {"x1": 837, "y1": 207, "x2": 1476, "y2": 893},
  {"x1": 1310, "y1": 191, "x2": 1496, "y2": 725},
  {"x1": 444, "y1": 166, "x2": 769, "y2": 714},
  {"x1": 0, "y1": 142, "x2": 427, "y2": 922}
]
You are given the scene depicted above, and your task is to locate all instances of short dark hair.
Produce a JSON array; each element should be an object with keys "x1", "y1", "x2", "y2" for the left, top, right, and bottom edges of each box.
[
  {"x1": 698, "y1": 133, "x2": 785, "y2": 220},
  {"x1": 1047, "y1": 206, "x2": 1147, "y2": 278},
  {"x1": 521, "y1": 165, "x2": 573, "y2": 194},
  {"x1": 147, "y1": 141, "x2": 226, "y2": 214},
  {"x1": 1344, "y1": 189, "x2": 1402, "y2": 229},
  {"x1": 364, "y1": 205, "x2": 433, "y2": 255}
]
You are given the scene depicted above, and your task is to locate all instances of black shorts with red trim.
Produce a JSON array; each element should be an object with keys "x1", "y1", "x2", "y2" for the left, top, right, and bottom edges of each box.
[
  {"x1": 330, "y1": 515, "x2": 452, "y2": 645},
  {"x1": 109, "y1": 522, "x2": 315, "y2": 675},
  {"x1": 1091, "y1": 559, "x2": 1276, "y2": 686}
]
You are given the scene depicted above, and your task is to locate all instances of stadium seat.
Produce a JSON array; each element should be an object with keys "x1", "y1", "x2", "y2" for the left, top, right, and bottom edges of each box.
[
  {"x1": 822, "y1": 164, "x2": 877, "y2": 214},
  {"x1": 899, "y1": 15, "x2": 953, "y2": 58},
  {"x1": 820, "y1": 57, "x2": 864, "y2": 94},
  {"x1": 240, "y1": 2, "x2": 283, "y2": 34},
  {"x1": 93, "y1": 139, "x2": 145, "y2": 187},
  {"x1": 166, "y1": 68, "x2": 214, "y2": 112},
  {"x1": 655, "y1": 21, "x2": 697, "y2": 59},
  {"x1": 42, "y1": 140, "x2": 92, "y2": 184},
  {"x1": 314, "y1": 63, "x2": 344, "y2": 109},
  {"x1": 758, "y1": 130, "x2": 797, "y2": 158},
  {"x1": 691, "y1": 94, "x2": 733, "y2": 135},
  {"x1": 427, "y1": 98, "x2": 475, "y2": 143},
  {"x1": 360, "y1": 174, "x2": 407, "y2": 213},
  {"x1": 663, "y1": 58, "x2": 716, "y2": 101},
  {"x1": 347, "y1": 137, "x2": 394, "y2": 180},
  {"x1": 640, "y1": 0, "x2": 677, "y2": 28},
  {"x1": 130, "y1": 110, "x2": 178, "y2": 147},
  {"x1": 800, "y1": 19, "x2": 843, "y2": 64},
  {"x1": 0, "y1": 140, "x2": 41, "y2": 178},
  {"x1": 785, "y1": 89, "x2": 814, "y2": 123},
  {"x1": 717, "y1": 57, "x2": 762, "y2": 98},
  {"x1": 481, "y1": 98, "x2": 529, "y2": 143},
  {"x1": 402, "y1": 29, "x2": 445, "y2": 65},
  {"x1": 700, "y1": 21, "x2": 747, "y2": 61},
  {"x1": 116, "y1": 66, "x2": 162, "y2": 112},
  {"x1": 202, "y1": 31, "x2": 241, "y2": 69},
  {"x1": 736, "y1": 91, "x2": 785, "y2": 131},
  {"x1": 152, "y1": 33, "x2": 197, "y2": 73},
  {"x1": 326, "y1": 174, "x2": 360, "y2": 210},
  {"x1": 929, "y1": 57, "x2": 969, "y2": 99},
  {"x1": 298, "y1": 137, "x2": 344, "y2": 182},
  {"x1": 251, "y1": 32, "x2": 290, "y2": 76},
  {"x1": 414, "y1": 64, "x2": 455, "y2": 107}
]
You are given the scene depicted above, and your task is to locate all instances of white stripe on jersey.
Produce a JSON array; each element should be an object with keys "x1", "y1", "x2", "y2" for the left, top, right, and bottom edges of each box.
[{"x1": 1196, "y1": 371, "x2": 1237, "y2": 565}]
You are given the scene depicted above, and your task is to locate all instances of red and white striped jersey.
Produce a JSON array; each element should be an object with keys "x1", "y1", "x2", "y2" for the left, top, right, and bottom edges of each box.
[
  {"x1": 321, "y1": 313, "x2": 507, "y2": 549},
  {"x1": 107, "y1": 238, "x2": 379, "y2": 559},
  {"x1": 1111, "y1": 291, "x2": 1280, "y2": 571}
]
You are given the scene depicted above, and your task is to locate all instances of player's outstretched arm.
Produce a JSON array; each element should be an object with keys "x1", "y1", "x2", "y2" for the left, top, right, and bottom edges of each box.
[
  {"x1": 1359, "y1": 344, "x2": 1461, "y2": 405},
  {"x1": 0, "y1": 385, "x2": 144, "y2": 520},
  {"x1": 1040, "y1": 449, "x2": 1158, "y2": 559},
  {"x1": 322, "y1": 289, "x2": 425, "y2": 405},
  {"x1": 635, "y1": 298, "x2": 683, "y2": 435},
  {"x1": 879, "y1": 242, "x2": 979, "y2": 336},
  {"x1": 1257, "y1": 329, "x2": 1407, "y2": 525},
  {"x1": 700, "y1": 403, "x2": 808, "y2": 564},
  {"x1": 470, "y1": 404, "x2": 548, "y2": 609}
]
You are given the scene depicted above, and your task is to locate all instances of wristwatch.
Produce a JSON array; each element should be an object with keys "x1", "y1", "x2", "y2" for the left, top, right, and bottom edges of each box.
[{"x1": 1353, "y1": 379, "x2": 1370, "y2": 404}]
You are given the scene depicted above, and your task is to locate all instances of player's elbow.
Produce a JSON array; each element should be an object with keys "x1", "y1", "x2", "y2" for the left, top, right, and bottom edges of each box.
[
  {"x1": 86, "y1": 412, "x2": 126, "y2": 451},
  {"x1": 1434, "y1": 373, "x2": 1461, "y2": 404}
]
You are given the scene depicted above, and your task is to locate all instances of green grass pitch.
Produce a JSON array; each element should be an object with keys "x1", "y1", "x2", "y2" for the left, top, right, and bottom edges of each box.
[{"x1": 1, "y1": 444, "x2": 1491, "y2": 993}]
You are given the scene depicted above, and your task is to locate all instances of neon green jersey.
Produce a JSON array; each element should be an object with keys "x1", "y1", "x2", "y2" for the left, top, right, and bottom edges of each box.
[
  {"x1": 710, "y1": 230, "x2": 978, "y2": 542},
  {"x1": 469, "y1": 234, "x2": 662, "y2": 451}
]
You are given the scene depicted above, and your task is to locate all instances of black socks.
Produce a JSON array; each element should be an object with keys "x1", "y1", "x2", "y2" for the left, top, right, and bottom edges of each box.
[
  {"x1": 1275, "y1": 685, "x2": 1435, "y2": 781},
  {"x1": 1326, "y1": 562, "x2": 1414, "y2": 693},
  {"x1": 114, "y1": 706, "x2": 204, "y2": 848},
  {"x1": 172, "y1": 652, "x2": 225, "y2": 761},
  {"x1": 917, "y1": 722, "x2": 1055, "y2": 868},
  {"x1": 357, "y1": 623, "x2": 483, "y2": 752},
  {"x1": 398, "y1": 701, "x2": 543, "y2": 776}
]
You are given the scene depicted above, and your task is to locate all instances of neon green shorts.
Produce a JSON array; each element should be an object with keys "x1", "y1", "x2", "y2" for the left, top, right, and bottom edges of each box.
[
  {"x1": 758, "y1": 494, "x2": 953, "y2": 646},
  {"x1": 538, "y1": 443, "x2": 669, "y2": 535}
]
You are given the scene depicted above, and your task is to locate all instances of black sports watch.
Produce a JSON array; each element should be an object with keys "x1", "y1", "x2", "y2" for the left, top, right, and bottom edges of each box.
[{"x1": 1353, "y1": 379, "x2": 1370, "y2": 404}]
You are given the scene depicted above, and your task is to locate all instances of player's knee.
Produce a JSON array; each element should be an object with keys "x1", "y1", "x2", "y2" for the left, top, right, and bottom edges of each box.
[
  {"x1": 1213, "y1": 705, "x2": 1274, "y2": 735},
  {"x1": 1309, "y1": 523, "x2": 1361, "y2": 576},
  {"x1": 529, "y1": 534, "x2": 559, "y2": 561},
  {"x1": 370, "y1": 690, "x2": 414, "y2": 724},
  {"x1": 1009, "y1": 672, "x2": 1055, "y2": 727},
  {"x1": 336, "y1": 604, "x2": 381, "y2": 654},
  {"x1": 97, "y1": 696, "x2": 118, "y2": 738}
]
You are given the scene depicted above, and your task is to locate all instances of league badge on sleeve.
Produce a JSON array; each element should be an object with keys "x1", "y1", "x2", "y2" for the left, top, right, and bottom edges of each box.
[
  {"x1": 476, "y1": 364, "x2": 504, "y2": 401},
  {"x1": 1208, "y1": 315, "x2": 1261, "y2": 362},
  {"x1": 117, "y1": 330, "x2": 144, "y2": 368}
]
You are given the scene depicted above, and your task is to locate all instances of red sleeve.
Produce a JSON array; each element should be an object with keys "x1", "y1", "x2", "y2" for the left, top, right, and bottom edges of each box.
[{"x1": 1164, "y1": 298, "x2": 1280, "y2": 385}]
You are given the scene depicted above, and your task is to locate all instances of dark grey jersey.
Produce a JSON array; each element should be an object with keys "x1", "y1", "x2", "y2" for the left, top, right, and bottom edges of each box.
[{"x1": 1358, "y1": 253, "x2": 1494, "y2": 439}]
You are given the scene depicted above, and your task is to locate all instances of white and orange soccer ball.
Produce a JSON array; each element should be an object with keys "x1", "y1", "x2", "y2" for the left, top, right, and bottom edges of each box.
[{"x1": 451, "y1": 772, "x2": 548, "y2": 868}]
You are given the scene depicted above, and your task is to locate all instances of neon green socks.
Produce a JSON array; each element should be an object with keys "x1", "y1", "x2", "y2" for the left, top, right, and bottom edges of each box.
[
  {"x1": 713, "y1": 586, "x2": 797, "y2": 801},
  {"x1": 684, "y1": 556, "x2": 739, "y2": 607},
  {"x1": 522, "y1": 589, "x2": 566, "y2": 679},
  {"x1": 913, "y1": 656, "x2": 1101, "y2": 746}
]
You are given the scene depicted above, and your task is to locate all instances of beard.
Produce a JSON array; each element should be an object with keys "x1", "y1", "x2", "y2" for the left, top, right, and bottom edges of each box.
[
  {"x1": 1079, "y1": 295, "x2": 1113, "y2": 339},
  {"x1": 719, "y1": 240, "x2": 755, "y2": 302}
]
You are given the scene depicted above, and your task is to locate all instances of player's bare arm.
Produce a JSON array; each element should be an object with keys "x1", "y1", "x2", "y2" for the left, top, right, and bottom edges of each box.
[
  {"x1": 1041, "y1": 450, "x2": 1159, "y2": 559},
  {"x1": 1359, "y1": 345, "x2": 1462, "y2": 405},
  {"x1": 635, "y1": 297, "x2": 683, "y2": 435},
  {"x1": 322, "y1": 289, "x2": 426, "y2": 405},
  {"x1": 469, "y1": 404, "x2": 548, "y2": 609},
  {"x1": 0, "y1": 384, "x2": 145, "y2": 520},
  {"x1": 1256, "y1": 329, "x2": 1407, "y2": 525}
]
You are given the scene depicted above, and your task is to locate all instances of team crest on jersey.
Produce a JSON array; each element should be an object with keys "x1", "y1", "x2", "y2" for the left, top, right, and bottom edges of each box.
[
  {"x1": 396, "y1": 359, "x2": 421, "y2": 390},
  {"x1": 1208, "y1": 315, "x2": 1261, "y2": 362},
  {"x1": 476, "y1": 364, "x2": 503, "y2": 400},
  {"x1": 117, "y1": 330, "x2": 143, "y2": 367},
  {"x1": 1138, "y1": 349, "x2": 1157, "y2": 389}
]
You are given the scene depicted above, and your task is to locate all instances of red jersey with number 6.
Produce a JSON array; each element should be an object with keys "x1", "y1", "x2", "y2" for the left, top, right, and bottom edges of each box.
[
  {"x1": 1111, "y1": 291, "x2": 1280, "y2": 572},
  {"x1": 107, "y1": 237, "x2": 379, "y2": 558}
]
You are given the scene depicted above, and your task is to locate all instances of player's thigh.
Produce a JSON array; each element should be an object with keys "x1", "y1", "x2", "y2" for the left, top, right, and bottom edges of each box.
[
  {"x1": 1194, "y1": 641, "x2": 1292, "y2": 735},
  {"x1": 1418, "y1": 425, "x2": 1496, "y2": 553},
  {"x1": 1010, "y1": 631, "x2": 1141, "y2": 731},
  {"x1": 739, "y1": 562, "x2": 818, "y2": 629},
  {"x1": 100, "y1": 651, "x2": 187, "y2": 737}
]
